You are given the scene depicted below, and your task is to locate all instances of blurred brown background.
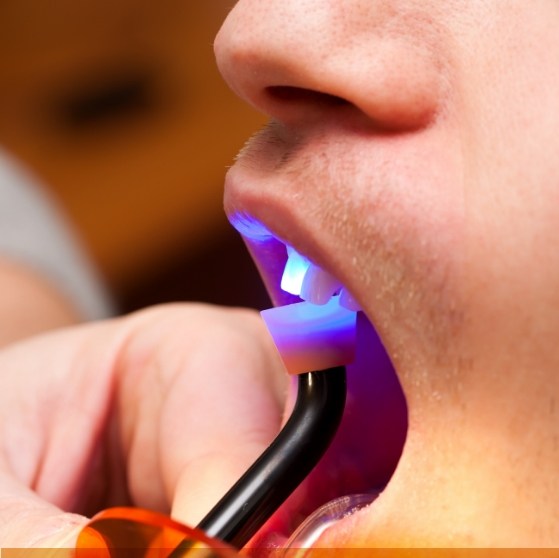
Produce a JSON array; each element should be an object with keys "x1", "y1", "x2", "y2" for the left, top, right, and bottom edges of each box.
[{"x1": 0, "y1": 1, "x2": 271, "y2": 313}]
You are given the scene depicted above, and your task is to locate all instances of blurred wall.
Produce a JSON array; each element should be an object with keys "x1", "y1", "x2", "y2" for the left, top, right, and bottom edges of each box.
[{"x1": 0, "y1": 2, "x2": 270, "y2": 310}]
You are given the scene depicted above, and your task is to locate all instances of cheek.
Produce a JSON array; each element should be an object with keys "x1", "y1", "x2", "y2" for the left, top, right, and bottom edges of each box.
[
  {"x1": 315, "y1": 126, "x2": 467, "y2": 357},
  {"x1": 452, "y1": 0, "x2": 559, "y2": 338},
  {"x1": 458, "y1": 63, "x2": 559, "y2": 371},
  {"x1": 463, "y1": 173, "x2": 559, "y2": 375}
]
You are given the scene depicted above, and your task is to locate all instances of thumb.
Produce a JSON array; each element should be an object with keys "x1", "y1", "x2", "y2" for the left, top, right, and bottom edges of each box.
[
  {"x1": 171, "y1": 445, "x2": 270, "y2": 529},
  {"x1": 155, "y1": 311, "x2": 289, "y2": 528},
  {"x1": 170, "y1": 379, "x2": 298, "y2": 529}
]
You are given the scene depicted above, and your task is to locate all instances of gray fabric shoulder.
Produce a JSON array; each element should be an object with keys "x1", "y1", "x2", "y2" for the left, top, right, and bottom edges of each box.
[{"x1": 0, "y1": 150, "x2": 114, "y2": 320}]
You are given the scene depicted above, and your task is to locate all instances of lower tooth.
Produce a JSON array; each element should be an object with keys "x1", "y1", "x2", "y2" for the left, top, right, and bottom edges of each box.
[
  {"x1": 300, "y1": 264, "x2": 342, "y2": 305},
  {"x1": 339, "y1": 287, "x2": 363, "y2": 312}
]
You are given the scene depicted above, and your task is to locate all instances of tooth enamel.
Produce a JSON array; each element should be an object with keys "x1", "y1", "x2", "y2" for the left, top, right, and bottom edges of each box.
[
  {"x1": 272, "y1": 246, "x2": 360, "y2": 374},
  {"x1": 339, "y1": 287, "x2": 363, "y2": 312},
  {"x1": 281, "y1": 245, "x2": 311, "y2": 296},
  {"x1": 281, "y1": 245, "x2": 359, "y2": 310},
  {"x1": 300, "y1": 264, "x2": 342, "y2": 305}
]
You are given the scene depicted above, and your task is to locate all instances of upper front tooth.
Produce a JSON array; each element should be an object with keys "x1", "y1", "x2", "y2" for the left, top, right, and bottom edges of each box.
[
  {"x1": 281, "y1": 245, "x2": 348, "y2": 307},
  {"x1": 300, "y1": 264, "x2": 342, "y2": 305},
  {"x1": 281, "y1": 245, "x2": 311, "y2": 296}
]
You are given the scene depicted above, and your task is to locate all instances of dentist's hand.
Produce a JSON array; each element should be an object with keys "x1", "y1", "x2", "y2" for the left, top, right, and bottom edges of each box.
[{"x1": 0, "y1": 303, "x2": 287, "y2": 549}]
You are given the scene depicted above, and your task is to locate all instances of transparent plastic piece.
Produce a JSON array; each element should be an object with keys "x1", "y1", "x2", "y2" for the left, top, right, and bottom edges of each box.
[
  {"x1": 281, "y1": 492, "x2": 379, "y2": 554},
  {"x1": 260, "y1": 298, "x2": 357, "y2": 375}
]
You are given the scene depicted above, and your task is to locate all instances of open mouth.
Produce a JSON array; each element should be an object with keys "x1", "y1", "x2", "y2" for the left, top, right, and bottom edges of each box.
[{"x1": 230, "y1": 214, "x2": 409, "y2": 552}]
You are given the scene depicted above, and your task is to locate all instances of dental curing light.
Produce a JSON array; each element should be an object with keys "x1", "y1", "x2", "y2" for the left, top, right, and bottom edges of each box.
[{"x1": 191, "y1": 248, "x2": 357, "y2": 549}]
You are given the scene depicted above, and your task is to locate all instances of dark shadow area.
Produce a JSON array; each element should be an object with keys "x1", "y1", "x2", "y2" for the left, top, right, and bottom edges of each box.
[
  {"x1": 47, "y1": 65, "x2": 161, "y2": 133},
  {"x1": 119, "y1": 227, "x2": 271, "y2": 313}
]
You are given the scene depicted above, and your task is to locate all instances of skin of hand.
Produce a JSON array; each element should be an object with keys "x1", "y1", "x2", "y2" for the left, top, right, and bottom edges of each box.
[
  {"x1": 214, "y1": 0, "x2": 559, "y2": 548},
  {"x1": 0, "y1": 303, "x2": 287, "y2": 549}
]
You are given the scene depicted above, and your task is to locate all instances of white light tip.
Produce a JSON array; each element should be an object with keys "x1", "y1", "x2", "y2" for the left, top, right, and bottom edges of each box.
[{"x1": 260, "y1": 297, "x2": 357, "y2": 375}]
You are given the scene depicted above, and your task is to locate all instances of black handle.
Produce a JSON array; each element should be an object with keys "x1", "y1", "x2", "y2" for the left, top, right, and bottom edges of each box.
[{"x1": 194, "y1": 366, "x2": 347, "y2": 549}]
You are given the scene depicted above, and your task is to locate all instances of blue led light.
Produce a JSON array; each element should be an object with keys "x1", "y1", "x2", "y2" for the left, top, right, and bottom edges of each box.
[
  {"x1": 228, "y1": 212, "x2": 274, "y2": 241},
  {"x1": 281, "y1": 246, "x2": 311, "y2": 296}
]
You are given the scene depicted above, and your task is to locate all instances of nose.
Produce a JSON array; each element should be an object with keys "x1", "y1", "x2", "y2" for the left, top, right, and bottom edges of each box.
[{"x1": 214, "y1": 0, "x2": 447, "y2": 131}]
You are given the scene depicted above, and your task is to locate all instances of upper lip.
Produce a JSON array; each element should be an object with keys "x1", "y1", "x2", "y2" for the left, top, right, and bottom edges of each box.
[{"x1": 223, "y1": 142, "x2": 362, "y2": 310}]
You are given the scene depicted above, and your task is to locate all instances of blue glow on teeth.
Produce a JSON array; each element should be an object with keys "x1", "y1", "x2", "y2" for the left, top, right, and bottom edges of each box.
[
  {"x1": 281, "y1": 245, "x2": 311, "y2": 296},
  {"x1": 268, "y1": 245, "x2": 359, "y2": 374}
]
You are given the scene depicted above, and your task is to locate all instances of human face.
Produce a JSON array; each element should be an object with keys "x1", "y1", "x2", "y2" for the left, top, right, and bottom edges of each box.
[{"x1": 215, "y1": 0, "x2": 559, "y2": 548}]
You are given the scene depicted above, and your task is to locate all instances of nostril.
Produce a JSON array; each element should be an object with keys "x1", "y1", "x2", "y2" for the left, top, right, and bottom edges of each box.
[{"x1": 266, "y1": 85, "x2": 350, "y2": 108}]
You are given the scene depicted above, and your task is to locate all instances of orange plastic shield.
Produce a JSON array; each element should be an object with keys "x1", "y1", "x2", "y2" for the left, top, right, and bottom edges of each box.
[{"x1": 76, "y1": 507, "x2": 239, "y2": 558}]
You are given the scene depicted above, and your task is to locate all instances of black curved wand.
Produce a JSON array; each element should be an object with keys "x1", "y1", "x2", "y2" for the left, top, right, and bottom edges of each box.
[{"x1": 189, "y1": 366, "x2": 347, "y2": 549}]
